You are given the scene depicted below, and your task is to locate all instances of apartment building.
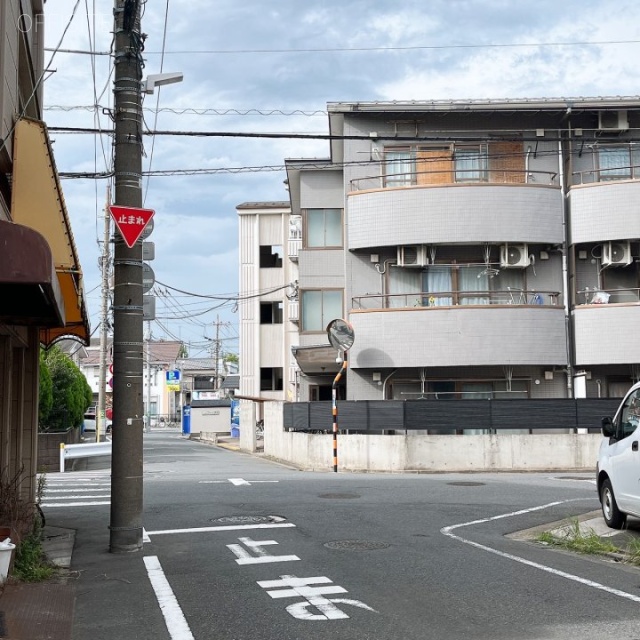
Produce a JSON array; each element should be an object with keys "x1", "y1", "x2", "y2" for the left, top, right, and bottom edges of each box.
[
  {"x1": 273, "y1": 97, "x2": 640, "y2": 403},
  {"x1": 0, "y1": 1, "x2": 90, "y2": 507},
  {"x1": 237, "y1": 202, "x2": 300, "y2": 401}
]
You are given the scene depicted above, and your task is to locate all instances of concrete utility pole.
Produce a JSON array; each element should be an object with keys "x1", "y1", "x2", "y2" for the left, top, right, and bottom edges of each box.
[
  {"x1": 110, "y1": 0, "x2": 145, "y2": 553},
  {"x1": 146, "y1": 321, "x2": 151, "y2": 429},
  {"x1": 97, "y1": 185, "x2": 112, "y2": 443}
]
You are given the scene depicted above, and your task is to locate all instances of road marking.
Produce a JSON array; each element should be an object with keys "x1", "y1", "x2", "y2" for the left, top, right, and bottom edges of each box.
[
  {"x1": 257, "y1": 575, "x2": 376, "y2": 620},
  {"x1": 45, "y1": 487, "x2": 110, "y2": 498},
  {"x1": 147, "y1": 523, "x2": 296, "y2": 536},
  {"x1": 41, "y1": 501, "x2": 110, "y2": 507},
  {"x1": 144, "y1": 556, "x2": 194, "y2": 640},
  {"x1": 198, "y1": 478, "x2": 279, "y2": 486},
  {"x1": 441, "y1": 500, "x2": 640, "y2": 604},
  {"x1": 227, "y1": 537, "x2": 300, "y2": 565},
  {"x1": 42, "y1": 495, "x2": 109, "y2": 500}
]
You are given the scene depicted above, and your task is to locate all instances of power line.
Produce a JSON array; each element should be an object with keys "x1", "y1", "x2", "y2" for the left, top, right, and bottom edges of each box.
[
  {"x1": 46, "y1": 105, "x2": 328, "y2": 116},
  {"x1": 45, "y1": 38, "x2": 640, "y2": 58}
]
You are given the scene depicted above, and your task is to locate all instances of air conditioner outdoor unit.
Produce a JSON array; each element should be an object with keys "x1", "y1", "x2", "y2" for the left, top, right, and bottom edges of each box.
[
  {"x1": 500, "y1": 244, "x2": 530, "y2": 269},
  {"x1": 602, "y1": 240, "x2": 632, "y2": 267},
  {"x1": 397, "y1": 245, "x2": 428, "y2": 267},
  {"x1": 598, "y1": 110, "x2": 629, "y2": 131}
]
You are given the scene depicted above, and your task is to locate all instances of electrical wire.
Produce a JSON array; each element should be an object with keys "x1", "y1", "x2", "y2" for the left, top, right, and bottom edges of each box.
[{"x1": 139, "y1": 39, "x2": 640, "y2": 55}]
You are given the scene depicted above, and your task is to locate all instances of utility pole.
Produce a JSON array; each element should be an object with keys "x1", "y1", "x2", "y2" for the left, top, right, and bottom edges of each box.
[
  {"x1": 146, "y1": 321, "x2": 151, "y2": 430},
  {"x1": 110, "y1": 0, "x2": 145, "y2": 553},
  {"x1": 214, "y1": 315, "x2": 221, "y2": 390},
  {"x1": 97, "y1": 185, "x2": 112, "y2": 443}
]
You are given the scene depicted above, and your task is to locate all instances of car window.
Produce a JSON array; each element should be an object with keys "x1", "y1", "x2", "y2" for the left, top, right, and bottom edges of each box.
[{"x1": 618, "y1": 390, "x2": 640, "y2": 439}]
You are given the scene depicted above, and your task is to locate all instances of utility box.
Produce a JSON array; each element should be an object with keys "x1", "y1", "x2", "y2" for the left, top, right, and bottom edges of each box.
[{"x1": 190, "y1": 399, "x2": 232, "y2": 434}]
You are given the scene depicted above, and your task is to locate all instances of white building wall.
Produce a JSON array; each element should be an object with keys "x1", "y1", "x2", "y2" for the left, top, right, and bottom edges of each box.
[{"x1": 238, "y1": 204, "x2": 300, "y2": 400}]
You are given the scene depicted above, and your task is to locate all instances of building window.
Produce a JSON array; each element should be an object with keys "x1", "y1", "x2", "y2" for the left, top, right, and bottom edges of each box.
[
  {"x1": 383, "y1": 142, "x2": 514, "y2": 187},
  {"x1": 454, "y1": 146, "x2": 487, "y2": 182},
  {"x1": 598, "y1": 144, "x2": 640, "y2": 181},
  {"x1": 194, "y1": 376, "x2": 215, "y2": 390},
  {"x1": 384, "y1": 149, "x2": 414, "y2": 186},
  {"x1": 260, "y1": 301, "x2": 283, "y2": 324},
  {"x1": 305, "y1": 209, "x2": 343, "y2": 248},
  {"x1": 301, "y1": 289, "x2": 343, "y2": 332},
  {"x1": 259, "y1": 245, "x2": 283, "y2": 268},
  {"x1": 260, "y1": 367, "x2": 283, "y2": 391}
]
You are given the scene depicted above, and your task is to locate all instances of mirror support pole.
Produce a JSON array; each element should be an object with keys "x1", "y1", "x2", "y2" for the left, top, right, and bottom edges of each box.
[{"x1": 332, "y1": 350, "x2": 348, "y2": 473}]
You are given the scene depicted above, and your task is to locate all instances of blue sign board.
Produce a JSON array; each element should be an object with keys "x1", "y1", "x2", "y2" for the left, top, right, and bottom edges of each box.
[{"x1": 166, "y1": 370, "x2": 181, "y2": 382}]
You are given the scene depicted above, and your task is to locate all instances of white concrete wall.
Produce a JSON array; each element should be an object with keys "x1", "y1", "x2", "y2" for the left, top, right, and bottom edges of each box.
[{"x1": 259, "y1": 401, "x2": 601, "y2": 472}]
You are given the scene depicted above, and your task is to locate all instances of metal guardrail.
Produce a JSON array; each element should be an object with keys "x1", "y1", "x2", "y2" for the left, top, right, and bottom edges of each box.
[{"x1": 59, "y1": 441, "x2": 112, "y2": 473}]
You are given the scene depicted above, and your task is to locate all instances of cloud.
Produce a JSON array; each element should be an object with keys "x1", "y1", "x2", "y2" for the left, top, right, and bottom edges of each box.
[{"x1": 42, "y1": 0, "x2": 640, "y2": 352}]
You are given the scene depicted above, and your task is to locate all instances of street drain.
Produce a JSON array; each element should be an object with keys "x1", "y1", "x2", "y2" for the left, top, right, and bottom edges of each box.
[
  {"x1": 318, "y1": 493, "x2": 361, "y2": 499},
  {"x1": 324, "y1": 540, "x2": 390, "y2": 551},
  {"x1": 446, "y1": 481, "x2": 486, "y2": 487},
  {"x1": 210, "y1": 515, "x2": 287, "y2": 525}
]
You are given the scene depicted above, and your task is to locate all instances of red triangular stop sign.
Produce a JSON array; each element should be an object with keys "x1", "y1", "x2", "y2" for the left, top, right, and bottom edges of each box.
[{"x1": 109, "y1": 205, "x2": 155, "y2": 248}]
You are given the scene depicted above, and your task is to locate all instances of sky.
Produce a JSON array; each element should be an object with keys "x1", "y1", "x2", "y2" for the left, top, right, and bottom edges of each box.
[{"x1": 41, "y1": 0, "x2": 640, "y2": 358}]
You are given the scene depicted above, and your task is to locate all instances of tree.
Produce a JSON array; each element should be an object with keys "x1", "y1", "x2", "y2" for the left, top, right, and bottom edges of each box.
[
  {"x1": 40, "y1": 347, "x2": 93, "y2": 431},
  {"x1": 38, "y1": 350, "x2": 53, "y2": 427}
]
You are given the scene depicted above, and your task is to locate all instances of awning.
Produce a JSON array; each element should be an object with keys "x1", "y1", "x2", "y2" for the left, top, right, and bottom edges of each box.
[
  {"x1": 10, "y1": 118, "x2": 90, "y2": 346},
  {"x1": 291, "y1": 344, "x2": 342, "y2": 376},
  {"x1": 0, "y1": 220, "x2": 65, "y2": 325}
]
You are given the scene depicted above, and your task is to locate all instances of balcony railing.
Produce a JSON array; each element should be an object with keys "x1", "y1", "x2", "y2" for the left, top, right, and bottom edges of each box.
[
  {"x1": 572, "y1": 166, "x2": 640, "y2": 185},
  {"x1": 352, "y1": 289, "x2": 561, "y2": 310},
  {"x1": 349, "y1": 168, "x2": 559, "y2": 192},
  {"x1": 577, "y1": 287, "x2": 640, "y2": 305},
  {"x1": 288, "y1": 238, "x2": 301, "y2": 260}
]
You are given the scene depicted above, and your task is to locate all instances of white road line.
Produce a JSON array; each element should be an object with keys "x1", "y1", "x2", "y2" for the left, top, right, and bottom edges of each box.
[
  {"x1": 41, "y1": 501, "x2": 110, "y2": 507},
  {"x1": 144, "y1": 556, "x2": 194, "y2": 640},
  {"x1": 43, "y1": 495, "x2": 110, "y2": 500},
  {"x1": 147, "y1": 523, "x2": 296, "y2": 536},
  {"x1": 441, "y1": 500, "x2": 640, "y2": 604},
  {"x1": 229, "y1": 478, "x2": 250, "y2": 485},
  {"x1": 44, "y1": 487, "x2": 111, "y2": 497}
]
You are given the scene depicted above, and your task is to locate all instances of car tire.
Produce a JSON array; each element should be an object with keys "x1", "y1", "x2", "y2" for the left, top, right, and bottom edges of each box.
[{"x1": 601, "y1": 478, "x2": 626, "y2": 529}]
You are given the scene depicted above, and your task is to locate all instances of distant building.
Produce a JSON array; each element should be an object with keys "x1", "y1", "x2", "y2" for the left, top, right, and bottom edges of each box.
[
  {"x1": 237, "y1": 202, "x2": 300, "y2": 401},
  {"x1": 79, "y1": 339, "x2": 183, "y2": 419}
]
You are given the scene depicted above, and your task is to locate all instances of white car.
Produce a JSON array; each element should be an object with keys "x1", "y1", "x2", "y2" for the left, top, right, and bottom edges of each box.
[
  {"x1": 597, "y1": 381, "x2": 640, "y2": 529},
  {"x1": 82, "y1": 412, "x2": 112, "y2": 434}
]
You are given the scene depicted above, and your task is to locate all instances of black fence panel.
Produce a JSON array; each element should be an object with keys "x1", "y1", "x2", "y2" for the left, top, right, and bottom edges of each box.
[
  {"x1": 290, "y1": 403, "x2": 310, "y2": 430},
  {"x1": 309, "y1": 402, "x2": 333, "y2": 430},
  {"x1": 576, "y1": 398, "x2": 622, "y2": 430},
  {"x1": 405, "y1": 399, "x2": 491, "y2": 431},
  {"x1": 491, "y1": 399, "x2": 577, "y2": 430},
  {"x1": 368, "y1": 401, "x2": 405, "y2": 431},
  {"x1": 283, "y1": 397, "x2": 625, "y2": 433}
]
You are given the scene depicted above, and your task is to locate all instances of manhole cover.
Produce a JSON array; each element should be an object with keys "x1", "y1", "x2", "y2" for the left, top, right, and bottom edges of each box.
[
  {"x1": 318, "y1": 493, "x2": 361, "y2": 499},
  {"x1": 324, "y1": 540, "x2": 390, "y2": 551},
  {"x1": 446, "y1": 481, "x2": 486, "y2": 487},
  {"x1": 210, "y1": 515, "x2": 287, "y2": 525}
]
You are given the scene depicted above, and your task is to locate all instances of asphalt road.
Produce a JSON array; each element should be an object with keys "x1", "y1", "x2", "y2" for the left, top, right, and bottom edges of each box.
[{"x1": 44, "y1": 431, "x2": 640, "y2": 640}]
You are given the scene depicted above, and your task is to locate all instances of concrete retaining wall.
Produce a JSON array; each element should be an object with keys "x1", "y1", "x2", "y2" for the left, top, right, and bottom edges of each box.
[{"x1": 259, "y1": 401, "x2": 601, "y2": 473}]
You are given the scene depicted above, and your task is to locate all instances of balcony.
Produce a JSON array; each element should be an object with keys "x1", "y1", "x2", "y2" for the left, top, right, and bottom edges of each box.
[
  {"x1": 349, "y1": 290, "x2": 566, "y2": 369},
  {"x1": 569, "y1": 178, "x2": 640, "y2": 244},
  {"x1": 573, "y1": 287, "x2": 640, "y2": 365},
  {"x1": 347, "y1": 169, "x2": 563, "y2": 250}
]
